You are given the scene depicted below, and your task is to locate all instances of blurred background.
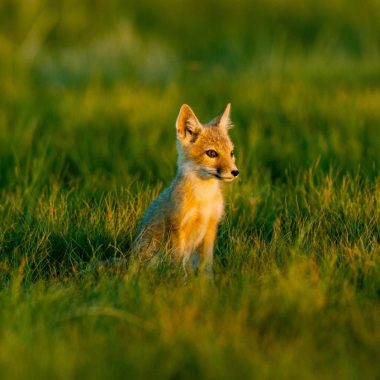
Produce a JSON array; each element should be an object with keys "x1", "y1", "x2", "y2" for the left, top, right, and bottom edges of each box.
[
  {"x1": 0, "y1": 0, "x2": 379, "y2": 188},
  {"x1": 0, "y1": 3, "x2": 379, "y2": 378}
]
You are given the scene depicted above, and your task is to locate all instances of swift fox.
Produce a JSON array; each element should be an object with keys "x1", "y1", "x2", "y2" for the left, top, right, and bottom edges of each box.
[{"x1": 134, "y1": 103, "x2": 239, "y2": 276}]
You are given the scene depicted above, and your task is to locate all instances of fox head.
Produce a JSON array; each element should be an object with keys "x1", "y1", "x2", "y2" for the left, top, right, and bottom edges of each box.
[{"x1": 176, "y1": 103, "x2": 239, "y2": 181}]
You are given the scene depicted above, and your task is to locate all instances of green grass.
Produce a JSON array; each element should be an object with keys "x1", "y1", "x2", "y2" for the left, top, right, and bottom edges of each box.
[{"x1": 0, "y1": 0, "x2": 379, "y2": 379}]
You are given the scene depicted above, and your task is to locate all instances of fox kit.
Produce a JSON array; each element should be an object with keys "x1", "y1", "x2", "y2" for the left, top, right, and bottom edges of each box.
[{"x1": 134, "y1": 103, "x2": 239, "y2": 276}]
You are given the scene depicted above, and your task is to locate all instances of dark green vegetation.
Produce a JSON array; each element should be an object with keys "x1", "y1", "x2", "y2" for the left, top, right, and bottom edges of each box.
[{"x1": 0, "y1": 0, "x2": 379, "y2": 378}]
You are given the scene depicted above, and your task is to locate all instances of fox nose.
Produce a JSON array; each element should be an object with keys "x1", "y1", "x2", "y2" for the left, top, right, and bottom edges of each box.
[{"x1": 231, "y1": 170, "x2": 239, "y2": 177}]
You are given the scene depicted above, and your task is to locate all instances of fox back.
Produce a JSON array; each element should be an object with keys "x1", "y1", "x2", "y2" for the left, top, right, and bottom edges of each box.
[{"x1": 134, "y1": 103, "x2": 239, "y2": 276}]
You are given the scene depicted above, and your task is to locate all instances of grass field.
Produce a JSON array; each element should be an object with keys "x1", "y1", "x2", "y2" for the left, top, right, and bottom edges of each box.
[{"x1": 0, "y1": 0, "x2": 379, "y2": 379}]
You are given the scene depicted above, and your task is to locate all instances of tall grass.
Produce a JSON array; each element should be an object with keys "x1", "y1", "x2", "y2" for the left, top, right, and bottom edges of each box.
[{"x1": 0, "y1": 0, "x2": 379, "y2": 378}]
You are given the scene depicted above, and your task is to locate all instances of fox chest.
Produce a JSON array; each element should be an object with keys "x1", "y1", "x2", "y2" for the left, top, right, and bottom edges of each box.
[{"x1": 174, "y1": 190, "x2": 224, "y2": 249}]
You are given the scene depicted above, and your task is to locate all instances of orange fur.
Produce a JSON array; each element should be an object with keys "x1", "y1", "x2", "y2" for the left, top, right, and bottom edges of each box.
[{"x1": 134, "y1": 104, "x2": 239, "y2": 277}]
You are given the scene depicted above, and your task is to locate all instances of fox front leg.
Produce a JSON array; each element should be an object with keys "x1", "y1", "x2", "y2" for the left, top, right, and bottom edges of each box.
[
  {"x1": 171, "y1": 230, "x2": 193, "y2": 274},
  {"x1": 199, "y1": 221, "x2": 218, "y2": 279}
]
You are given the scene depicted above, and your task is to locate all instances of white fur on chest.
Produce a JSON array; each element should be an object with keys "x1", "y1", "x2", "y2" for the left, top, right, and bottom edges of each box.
[
  {"x1": 180, "y1": 179, "x2": 224, "y2": 251},
  {"x1": 194, "y1": 180, "x2": 223, "y2": 218}
]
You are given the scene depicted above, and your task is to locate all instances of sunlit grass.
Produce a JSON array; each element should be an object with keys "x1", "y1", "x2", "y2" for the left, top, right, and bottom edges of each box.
[{"x1": 0, "y1": 0, "x2": 379, "y2": 379}]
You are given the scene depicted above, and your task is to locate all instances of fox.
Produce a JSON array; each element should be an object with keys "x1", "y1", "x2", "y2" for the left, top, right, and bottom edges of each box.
[{"x1": 133, "y1": 103, "x2": 239, "y2": 276}]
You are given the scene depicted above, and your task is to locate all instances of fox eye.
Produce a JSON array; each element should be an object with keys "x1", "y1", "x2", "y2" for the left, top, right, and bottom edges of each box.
[
  {"x1": 231, "y1": 151, "x2": 234, "y2": 157},
  {"x1": 206, "y1": 150, "x2": 218, "y2": 158}
]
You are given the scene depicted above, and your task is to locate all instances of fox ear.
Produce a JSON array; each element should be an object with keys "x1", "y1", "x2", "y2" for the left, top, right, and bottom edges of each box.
[
  {"x1": 176, "y1": 104, "x2": 203, "y2": 144},
  {"x1": 208, "y1": 103, "x2": 232, "y2": 129},
  {"x1": 218, "y1": 103, "x2": 232, "y2": 129}
]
